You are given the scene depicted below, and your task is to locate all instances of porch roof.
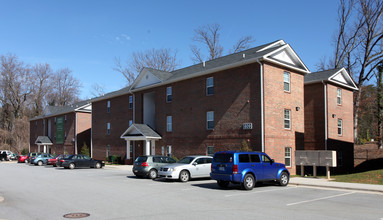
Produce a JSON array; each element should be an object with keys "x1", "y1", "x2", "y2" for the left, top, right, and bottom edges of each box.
[
  {"x1": 35, "y1": 136, "x2": 53, "y2": 145},
  {"x1": 120, "y1": 124, "x2": 161, "y2": 141}
]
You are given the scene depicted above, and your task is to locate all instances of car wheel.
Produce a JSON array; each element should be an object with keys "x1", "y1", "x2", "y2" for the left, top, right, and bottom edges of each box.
[
  {"x1": 279, "y1": 172, "x2": 289, "y2": 186},
  {"x1": 25, "y1": 160, "x2": 28, "y2": 163},
  {"x1": 95, "y1": 162, "x2": 101, "y2": 169},
  {"x1": 217, "y1": 180, "x2": 230, "y2": 188},
  {"x1": 69, "y1": 163, "x2": 75, "y2": 169},
  {"x1": 179, "y1": 170, "x2": 190, "y2": 182},
  {"x1": 148, "y1": 169, "x2": 158, "y2": 179},
  {"x1": 37, "y1": 161, "x2": 43, "y2": 166},
  {"x1": 243, "y1": 174, "x2": 255, "y2": 190}
]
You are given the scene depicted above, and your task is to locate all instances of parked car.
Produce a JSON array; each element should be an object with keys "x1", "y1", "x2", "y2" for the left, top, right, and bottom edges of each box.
[
  {"x1": 18, "y1": 155, "x2": 28, "y2": 163},
  {"x1": 47, "y1": 155, "x2": 66, "y2": 167},
  {"x1": 158, "y1": 155, "x2": 212, "y2": 182},
  {"x1": 32, "y1": 153, "x2": 55, "y2": 166},
  {"x1": 26, "y1": 152, "x2": 41, "y2": 164},
  {"x1": 133, "y1": 155, "x2": 177, "y2": 179},
  {"x1": 60, "y1": 154, "x2": 105, "y2": 169},
  {"x1": 0, "y1": 151, "x2": 8, "y2": 161},
  {"x1": 210, "y1": 151, "x2": 290, "y2": 190},
  {"x1": 0, "y1": 150, "x2": 14, "y2": 161}
]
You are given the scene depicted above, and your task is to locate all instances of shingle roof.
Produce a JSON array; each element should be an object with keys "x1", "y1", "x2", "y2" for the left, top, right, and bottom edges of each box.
[
  {"x1": 30, "y1": 100, "x2": 92, "y2": 121},
  {"x1": 35, "y1": 136, "x2": 53, "y2": 145},
  {"x1": 90, "y1": 86, "x2": 131, "y2": 103},
  {"x1": 304, "y1": 68, "x2": 343, "y2": 83},
  {"x1": 121, "y1": 123, "x2": 161, "y2": 139}
]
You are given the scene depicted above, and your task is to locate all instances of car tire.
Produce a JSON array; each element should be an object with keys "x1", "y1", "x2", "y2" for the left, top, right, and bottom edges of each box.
[
  {"x1": 25, "y1": 160, "x2": 28, "y2": 163},
  {"x1": 69, "y1": 163, "x2": 75, "y2": 169},
  {"x1": 179, "y1": 170, "x2": 190, "y2": 182},
  {"x1": 279, "y1": 172, "x2": 289, "y2": 186},
  {"x1": 95, "y1": 162, "x2": 102, "y2": 169},
  {"x1": 37, "y1": 161, "x2": 43, "y2": 166},
  {"x1": 148, "y1": 169, "x2": 157, "y2": 179},
  {"x1": 243, "y1": 174, "x2": 255, "y2": 190},
  {"x1": 217, "y1": 180, "x2": 230, "y2": 188}
]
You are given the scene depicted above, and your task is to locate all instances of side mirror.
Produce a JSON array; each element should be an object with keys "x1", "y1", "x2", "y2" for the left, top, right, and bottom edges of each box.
[
  {"x1": 271, "y1": 159, "x2": 275, "y2": 164},
  {"x1": 193, "y1": 162, "x2": 198, "y2": 166}
]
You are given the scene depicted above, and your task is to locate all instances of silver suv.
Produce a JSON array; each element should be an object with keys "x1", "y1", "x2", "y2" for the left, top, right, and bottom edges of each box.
[{"x1": 133, "y1": 155, "x2": 177, "y2": 179}]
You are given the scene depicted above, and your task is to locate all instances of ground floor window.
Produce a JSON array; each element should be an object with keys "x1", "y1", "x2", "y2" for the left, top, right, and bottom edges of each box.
[
  {"x1": 207, "y1": 146, "x2": 214, "y2": 156},
  {"x1": 285, "y1": 147, "x2": 291, "y2": 167},
  {"x1": 337, "y1": 151, "x2": 343, "y2": 166},
  {"x1": 161, "y1": 146, "x2": 165, "y2": 156},
  {"x1": 167, "y1": 145, "x2": 172, "y2": 157},
  {"x1": 106, "y1": 145, "x2": 111, "y2": 157}
]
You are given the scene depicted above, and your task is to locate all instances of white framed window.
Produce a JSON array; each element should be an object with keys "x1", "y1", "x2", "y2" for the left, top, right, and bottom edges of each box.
[
  {"x1": 207, "y1": 111, "x2": 214, "y2": 130},
  {"x1": 207, "y1": 146, "x2": 214, "y2": 156},
  {"x1": 161, "y1": 146, "x2": 165, "y2": 156},
  {"x1": 166, "y1": 145, "x2": 172, "y2": 157},
  {"x1": 338, "y1": 119, "x2": 342, "y2": 135},
  {"x1": 284, "y1": 109, "x2": 291, "y2": 129},
  {"x1": 166, "y1": 116, "x2": 172, "y2": 132},
  {"x1": 285, "y1": 147, "x2": 291, "y2": 167},
  {"x1": 129, "y1": 96, "x2": 133, "y2": 109},
  {"x1": 166, "y1": 87, "x2": 172, "y2": 103},
  {"x1": 284, "y1": 72, "x2": 290, "y2": 92},
  {"x1": 337, "y1": 88, "x2": 342, "y2": 105},
  {"x1": 107, "y1": 122, "x2": 111, "y2": 135},
  {"x1": 106, "y1": 145, "x2": 111, "y2": 157},
  {"x1": 129, "y1": 120, "x2": 133, "y2": 126},
  {"x1": 107, "y1": 100, "x2": 111, "y2": 113},
  {"x1": 206, "y1": 77, "x2": 214, "y2": 96}
]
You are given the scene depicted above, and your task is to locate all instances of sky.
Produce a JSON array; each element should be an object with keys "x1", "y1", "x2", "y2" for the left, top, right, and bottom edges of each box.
[{"x1": 0, "y1": 0, "x2": 340, "y2": 100}]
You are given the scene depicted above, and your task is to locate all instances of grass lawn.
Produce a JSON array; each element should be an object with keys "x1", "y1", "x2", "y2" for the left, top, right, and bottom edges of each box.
[{"x1": 331, "y1": 169, "x2": 383, "y2": 185}]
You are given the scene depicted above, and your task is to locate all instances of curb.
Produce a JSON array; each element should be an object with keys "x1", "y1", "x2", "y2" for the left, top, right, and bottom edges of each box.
[{"x1": 289, "y1": 182, "x2": 383, "y2": 194}]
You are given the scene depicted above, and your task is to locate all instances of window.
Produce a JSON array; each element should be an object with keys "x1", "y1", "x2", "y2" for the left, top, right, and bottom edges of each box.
[
  {"x1": 239, "y1": 154, "x2": 250, "y2": 163},
  {"x1": 107, "y1": 101, "x2": 111, "y2": 113},
  {"x1": 129, "y1": 96, "x2": 133, "y2": 109},
  {"x1": 129, "y1": 120, "x2": 133, "y2": 126},
  {"x1": 207, "y1": 111, "x2": 214, "y2": 130},
  {"x1": 107, "y1": 123, "x2": 111, "y2": 135},
  {"x1": 250, "y1": 154, "x2": 261, "y2": 163},
  {"x1": 166, "y1": 87, "x2": 172, "y2": 103},
  {"x1": 284, "y1": 109, "x2": 291, "y2": 129},
  {"x1": 261, "y1": 155, "x2": 272, "y2": 163},
  {"x1": 284, "y1": 72, "x2": 290, "y2": 92},
  {"x1": 106, "y1": 145, "x2": 111, "y2": 157},
  {"x1": 337, "y1": 151, "x2": 343, "y2": 166},
  {"x1": 338, "y1": 119, "x2": 342, "y2": 135},
  {"x1": 206, "y1": 77, "x2": 214, "y2": 95},
  {"x1": 337, "y1": 88, "x2": 342, "y2": 105},
  {"x1": 64, "y1": 115, "x2": 67, "y2": 122},
  {"x1": 166, "y1": 145, "x2": 172, "y2": 157},
  {"x1": 161, "y1": 146, "x2": 165, "y2": 156},
  {"x1": 207, "y1": 146, "x2": 214, "y2": 156},
  {"x1": 166, "y1": 116, "x2": 172, "y2": 132},
  {"x1": 285, "y1": 147, "x2": 291, "y2": 167}
]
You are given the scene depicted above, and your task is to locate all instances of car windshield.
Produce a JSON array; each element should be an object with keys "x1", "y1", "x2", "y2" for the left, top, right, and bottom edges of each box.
[
  {"x1": 135, "y1": 156, "x2": 147, "y2": 162},
  {"x1": 213, "y1": 153, "x2": 233, "y2": 163},
  {"x1": 178, "y1": 157, "x2": 195, "y2": 164}
]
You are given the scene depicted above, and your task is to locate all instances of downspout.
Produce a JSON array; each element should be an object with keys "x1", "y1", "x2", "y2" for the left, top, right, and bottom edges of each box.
[
  {"x1": 257, "y1": 60, "x2": 265, "y2": 152},
  {"x1": 75, "y1": 113, "x2": 78, "y2": 154},
  {"x1": 323, "y1": 81, "x2": 328, "y2": 150},
  {"x1": 90, "y1": 107, "x2": 93, "y2": 158}
]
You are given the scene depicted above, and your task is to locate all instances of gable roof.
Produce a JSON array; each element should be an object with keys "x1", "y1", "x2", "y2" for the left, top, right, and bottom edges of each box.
[
  {"x1": 35, "y1": 136, "x2": 53, "y2": 145},
  {"x1": 120, "y1": 124, "x2": 161, "y2": 140},
  {"x1": 130, "y1": 40, "x2": 310, "y2": 92},
  {"x1": 90, "y1": 86, "x2": 131, "y2": 103},
  {"x1": 30, "y1": 100, "x2": 92, "y2": 121},
  {"x1": 305, "y1": 67, "x2": 358, "y2": 90}
]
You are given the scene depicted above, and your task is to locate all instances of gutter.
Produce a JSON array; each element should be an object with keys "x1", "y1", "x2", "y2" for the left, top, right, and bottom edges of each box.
[
  {"x1": 257, "y1": 60, "x2": 265, "y2": 152},
  {"x1": 323, "y1": 81, "x2": 328, "y2": 150}
]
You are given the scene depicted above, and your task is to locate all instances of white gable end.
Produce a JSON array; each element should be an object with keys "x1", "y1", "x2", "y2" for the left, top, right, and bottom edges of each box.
[
  {"x1": 270, "y1": 50, "x2": 295, "y2": 65},
  {"x1": 135, "y1": 71, "x2": 161, "y2": 89},
  {"x1": 332, "y1": 73, "x2": 348, "y2": 84}
]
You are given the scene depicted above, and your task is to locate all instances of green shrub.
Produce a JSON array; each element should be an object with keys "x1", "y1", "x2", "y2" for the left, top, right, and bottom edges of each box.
[
  {"x1": 21, "y1": 148, "x2": 28, "y2": 155},
  {"x1": 80, "y1": 142, "x2": 90, "y2": 156},
  {"x1": 240, "y1": 140, "x2": 251, "y2": 151}
]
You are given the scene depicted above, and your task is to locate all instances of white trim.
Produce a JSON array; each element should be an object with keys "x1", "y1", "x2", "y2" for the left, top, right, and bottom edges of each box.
[
  {"x1": 130, "y1": 68, "x2": 164, "y2": 90},
  {"x1": 257, "y1": 60, "x2": 265, "y2": 152},
  {"x1": 256, "y1": 40, "x2": 286, "y2": 52},
  {"x1": 323, "y1": 81, "x2": 328, "y2": 150}
]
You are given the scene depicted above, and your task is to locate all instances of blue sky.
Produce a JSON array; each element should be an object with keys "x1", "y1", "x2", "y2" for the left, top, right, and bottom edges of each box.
[{"x1": 0, "y1": 0, "x2": 339, "y2": 99}]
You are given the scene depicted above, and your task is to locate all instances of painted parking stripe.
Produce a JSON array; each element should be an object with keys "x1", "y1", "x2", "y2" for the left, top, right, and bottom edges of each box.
[
  {"x1": 286, "y1": 192, "x2": 355, "y2": 206},
  {"x1": 225, "y1": 186, "x2": 296, "y2": 197}
]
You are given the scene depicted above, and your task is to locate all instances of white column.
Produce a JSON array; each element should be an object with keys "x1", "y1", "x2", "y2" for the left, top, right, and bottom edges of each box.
[
  {"x1": 38, "y1": 145, "x2": 41, "y2": 153},
  {"x1": 145, "y1": 140, "x2": 150, "y2": 156},
  {"x1": 43, "y1": 145, "x2": 47, "y2": 153},
  {"x1": 151, "y1": 140, "x2": 155, "y2": 155},
  {"x1": 126, "y1": 140, "x2": 131, "y2": 160}
]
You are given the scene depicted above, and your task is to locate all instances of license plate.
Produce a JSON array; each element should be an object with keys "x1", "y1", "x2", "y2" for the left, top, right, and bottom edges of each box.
[{"x1": 219, "y1": 167, "x2": 225, "y2": 171}]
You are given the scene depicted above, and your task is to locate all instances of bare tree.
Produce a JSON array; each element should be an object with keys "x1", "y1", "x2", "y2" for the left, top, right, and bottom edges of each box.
[
  {"x1": 47, "y1": 68, "x2": 81, "y2": 106},
  {"x1": 190, "y1": 23, "x2": 254, "y2": 63},
  {"x1": 30, "y1": 63, "x2": 52, "y2": 116},
  {"x1": 377, "y1": 61, "x2": 383, "y2": 148},
  {"x1": 90, "y1": 83, "x2": 106, "y2": 97},
  {"x1": 114, "y1": 48, "x2": 179, "y2": 85}
]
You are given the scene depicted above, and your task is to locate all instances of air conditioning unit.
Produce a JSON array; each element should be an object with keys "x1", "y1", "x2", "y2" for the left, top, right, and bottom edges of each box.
[{"x1": 243, "y1": 123, "x2": 253, "y2": 130}]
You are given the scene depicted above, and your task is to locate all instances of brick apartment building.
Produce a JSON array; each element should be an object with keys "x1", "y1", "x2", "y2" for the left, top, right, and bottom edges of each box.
[
  {"x1": 304, "y1": 68, "x2": 358, "y2": 171},
  {"x1": 29, "y1": 101, "x2": 92, "y2": 155},
  {"x1": 91, "y1": 40, "x2": 314, "y2": 174}
]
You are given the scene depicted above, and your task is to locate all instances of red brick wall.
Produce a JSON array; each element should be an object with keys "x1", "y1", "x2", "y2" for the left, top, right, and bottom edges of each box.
[
  {"x1": 91, "y1": 95, "x2": 133, "y2": 162},
  {"x1": 29, "y1": 119, "x2": 45, "y2": 152},
  {"x1": 76, "y1": 112, "x2": 91, "y2": 155},
  {"x1": 263, "y1": 62, "x2": 305, "y2": 175}
]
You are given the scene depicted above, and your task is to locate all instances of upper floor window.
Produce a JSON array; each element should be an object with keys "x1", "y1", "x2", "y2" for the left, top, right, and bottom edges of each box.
[
  {"x1": 337, "y1": 88, "x2": 342, "y2": 105},
  {"x1": 207, "y1": 111, "x2": 214, "y2": 130},
  {"x1": 166, "y1": 87, "x2": 172, "y2": 103},
  {"x1": 284, "y1": 109, "x2": 291, "y2": 129},
  {"x1": 206, "y1": 77, "x2": 214, "y2": 96},
  {"x1": 285, "y1": 147, "x2": 291, "y2": 167},
  {"x1": 107, "y1": 100, "x2": 111, "y2": 113},
  {"x1": 129, "y1": 120, "x2": 133, "y2": 126},
  {"x1": 338, "y1": 119, "x2": 342, "y2": 135},
  {"x1": 166, "y1": 116, "x2": 172, "y2": 132},
  {"x1": 129, "y1": 96, "x2": 133, "y2": 109},
  {"x1": 107, "y1": 122, "x2": 111, "y2": 135},
  {"x1": 284, "y1": 72, "x2": 290, "y2": 92}
]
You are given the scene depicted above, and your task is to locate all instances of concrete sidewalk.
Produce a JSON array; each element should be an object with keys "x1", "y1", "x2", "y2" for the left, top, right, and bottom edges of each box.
[{"x1": 290, "y1": 177, "x2": 383, "y2": 193}]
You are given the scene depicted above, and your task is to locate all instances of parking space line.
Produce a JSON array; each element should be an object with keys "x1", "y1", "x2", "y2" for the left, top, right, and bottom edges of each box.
[
  {"x1": 225, "y1": 186, "x2": 296, "y2": 197},
  {"x1": 286, "y1": 192, "x2": 355, "y2": 206}
]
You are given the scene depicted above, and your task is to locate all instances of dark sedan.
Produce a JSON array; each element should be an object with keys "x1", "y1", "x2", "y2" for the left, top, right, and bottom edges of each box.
[{"x1": 60, "y1": 154, "x2": 105, "y2": 169}]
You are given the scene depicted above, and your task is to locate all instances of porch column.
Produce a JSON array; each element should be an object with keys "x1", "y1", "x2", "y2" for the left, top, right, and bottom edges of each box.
[
  {"x1": 151, "y1": 140, "x2": 155, "y2": 155},
  {"x1": 126, "y1": 140, "x2": 131, "y2": 160},
  {"x1": 145, "y1": 140, "x2": 150, "y2": 156},
  {"x1": 38, "y1": 145, "x2": 41, "y2": 152},
  {"x1": 43, "y1": 145, "x2": 47, "y2": 153}
]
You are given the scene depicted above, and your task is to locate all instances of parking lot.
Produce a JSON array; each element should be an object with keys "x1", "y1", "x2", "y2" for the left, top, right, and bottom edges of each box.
[{"x1": 1, "y1": 162, "x2": 382, "y2": 220}]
